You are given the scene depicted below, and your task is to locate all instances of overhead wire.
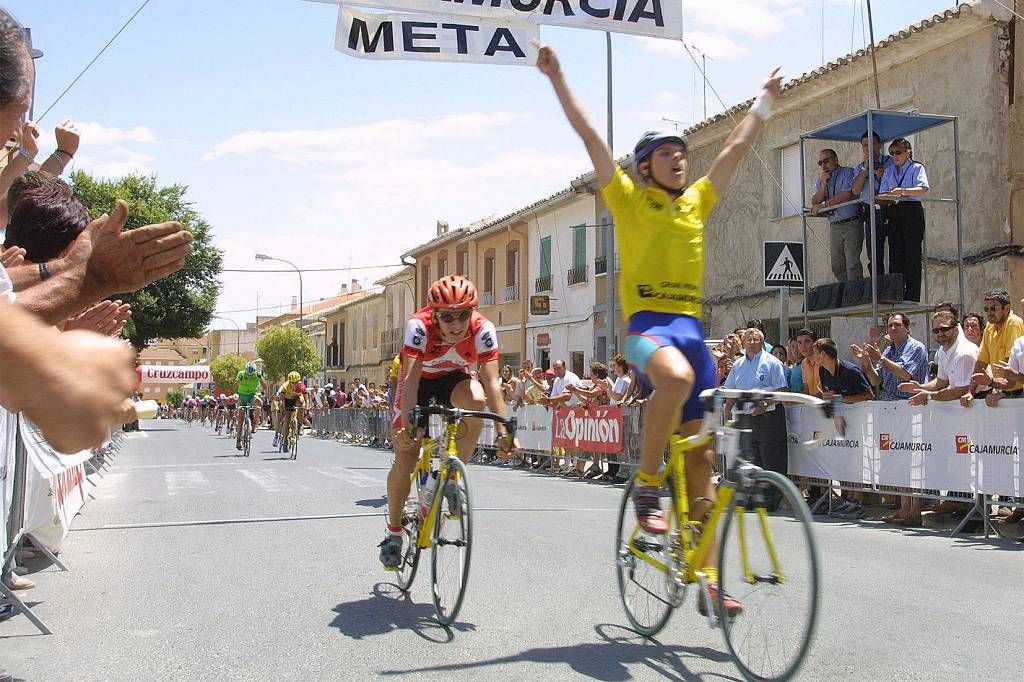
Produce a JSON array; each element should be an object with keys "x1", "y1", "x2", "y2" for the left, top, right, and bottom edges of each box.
[
  {"x1": 677, "y1": 40, "x2": 829, "y2": 252},
  {"x1": 36, "y1": 0, "x2": 154, "y2": 124}
]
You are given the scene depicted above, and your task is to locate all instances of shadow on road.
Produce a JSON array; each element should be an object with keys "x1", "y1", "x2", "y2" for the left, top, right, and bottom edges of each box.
[
  {"x1": 355, "y1": 497, "x2": 387, "y2": 509},
  {"x1": 261, "y1": 456, "x2": 292, "y2": 461},
  {"x1": 379, "y1": 623, "x2": 738, "y2": 681},
  {"x1": 329, "y1": 582, "x2": 472, "y2": 644}
]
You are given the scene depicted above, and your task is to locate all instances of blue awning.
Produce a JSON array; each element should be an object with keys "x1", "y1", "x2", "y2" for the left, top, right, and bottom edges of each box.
[{"x1": 802, "y1": 110, "x2": 954, "y2": 141}]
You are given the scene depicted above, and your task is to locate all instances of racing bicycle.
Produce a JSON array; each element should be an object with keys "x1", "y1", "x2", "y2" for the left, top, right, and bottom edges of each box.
[
  {"x1": 392, "y1": 404, "x2": 515, "y2": 626},
  {"x1": 616, "y1": 388, "x2": 841, "y2": 682}
]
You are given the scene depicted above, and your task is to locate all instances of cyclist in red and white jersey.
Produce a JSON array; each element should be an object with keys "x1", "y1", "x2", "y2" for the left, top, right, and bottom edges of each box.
[{"x1": 379, "y1": 275, "x2": 517, "y2": 569}]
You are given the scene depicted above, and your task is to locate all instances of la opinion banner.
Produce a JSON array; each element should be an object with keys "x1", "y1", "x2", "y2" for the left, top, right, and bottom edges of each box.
[
  {"x1": 311, "y1": 0, "x2": 682, "y2": 40},
  {"x1": 553, "y1": 406, "x2": 623, "y2": 453},
  {"x1": 336, "y1": 6, "x2": 539, "y2": 65},
  {"x1": 140, "y1": 365, "x2": 212, "y2": 384},
  {"x1": 790, "y1": 401, "x2": 1022, "y2": 497}
]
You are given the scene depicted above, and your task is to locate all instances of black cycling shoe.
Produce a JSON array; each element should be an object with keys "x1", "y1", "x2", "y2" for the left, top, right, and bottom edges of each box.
[{"x1": 378, "y1": 535, "x2": 403, "y2": 571}]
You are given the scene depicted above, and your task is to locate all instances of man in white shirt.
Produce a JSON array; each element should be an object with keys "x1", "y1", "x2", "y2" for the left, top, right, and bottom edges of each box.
[
  {"x1": 898, "y1": 309, "x2": 979, "y2": 405},
  {"x1": 540, "y1": 360, "x2": 581, "y2": 473},
  {"x1": 541, "y1": 360, "x2": 580, "y2": 408}
]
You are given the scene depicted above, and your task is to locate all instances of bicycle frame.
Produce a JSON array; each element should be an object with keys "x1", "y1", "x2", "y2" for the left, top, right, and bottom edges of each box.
[
  {"x1": 625, "y1": 429, "x2": 786, "y2": 589},
  {"x1": 411, "y1": 420, "x2": 460, "y2": 550}
]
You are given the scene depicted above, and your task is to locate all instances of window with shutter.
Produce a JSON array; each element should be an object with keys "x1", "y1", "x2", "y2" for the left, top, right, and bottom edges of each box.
[{"x1": 780, "y1": 143, "x2": 803, "y2": 218}]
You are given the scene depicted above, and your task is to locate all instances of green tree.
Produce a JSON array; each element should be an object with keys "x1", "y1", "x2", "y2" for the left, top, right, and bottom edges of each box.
[
  {"x1": 211, "y1": 353, "x2": 247, "y2": 393},
  {"x1": 166, "y1": 390, "x2": 183, "y2": 408},
  {"x1": 70, "y1": 171, "x2": 223, "y2": 350},
  {"x1": 256, "y1": 326, "x2": 321, "y2": 383}
]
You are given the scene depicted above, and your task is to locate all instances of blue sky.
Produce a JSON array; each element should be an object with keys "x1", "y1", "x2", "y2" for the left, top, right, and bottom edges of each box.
[{"x1": 9, "y1": 0, "x2": 959, "y2": 329}]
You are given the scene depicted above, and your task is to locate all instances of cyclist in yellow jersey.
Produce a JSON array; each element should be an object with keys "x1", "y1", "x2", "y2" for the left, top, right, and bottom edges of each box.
[
  {"x1": 276, "y1": 371, "x2": 306, "y2": 453},
  {"x1": 536, "y1": 40, "x2": 781, "y2": 619}
]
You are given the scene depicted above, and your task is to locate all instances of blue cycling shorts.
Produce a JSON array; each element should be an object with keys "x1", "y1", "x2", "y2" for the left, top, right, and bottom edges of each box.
[{"x1": 625, "y1": 311, "x2": 716, "y2": 424}]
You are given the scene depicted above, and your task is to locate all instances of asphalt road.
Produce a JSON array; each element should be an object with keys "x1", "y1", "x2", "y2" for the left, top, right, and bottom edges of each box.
[{"x1": 2, "y1": 420, "x2": 1023, "y2": 681}]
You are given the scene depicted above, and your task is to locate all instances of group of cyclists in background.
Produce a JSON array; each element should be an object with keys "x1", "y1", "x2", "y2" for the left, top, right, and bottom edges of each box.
[{"x1": 172, "y1": 363, "x2": 309, "y2": 455}]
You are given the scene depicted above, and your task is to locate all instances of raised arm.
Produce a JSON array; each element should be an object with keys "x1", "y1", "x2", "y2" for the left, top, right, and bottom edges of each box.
[
  {"x1": 706, "y1": 68, "x2": 782, "y2": 194},
  {"x1": 534, "y1": 40, "x2": 616, "y2": 188}
]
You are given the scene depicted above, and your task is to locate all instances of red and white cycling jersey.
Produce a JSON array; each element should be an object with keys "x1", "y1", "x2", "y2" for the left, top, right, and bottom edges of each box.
[{"x1": 401, "y1": 307, "x2": 500, "y2": 379}]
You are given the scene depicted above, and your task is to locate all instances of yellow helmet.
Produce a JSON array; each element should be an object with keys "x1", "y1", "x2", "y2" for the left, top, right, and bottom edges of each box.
[{"x1": 287, "y1": 371, "x2": 301, "y2": 382}]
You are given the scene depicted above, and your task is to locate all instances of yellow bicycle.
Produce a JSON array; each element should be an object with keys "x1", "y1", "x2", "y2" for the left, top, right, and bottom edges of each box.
[
  {"x1": 393, "y1": 404, "x2": 516, "y2": 626},
  {"x1": 616, "y1": 388, "x2": 840, "y2": 681}
]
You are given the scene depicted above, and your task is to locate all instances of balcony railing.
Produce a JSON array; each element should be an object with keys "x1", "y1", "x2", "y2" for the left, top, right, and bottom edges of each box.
[
  {"x1": 535, "y1": 274, "x2": 553, "y2": 293},
  {"x1": 567, "y1": 265, "x2": 588, "y2": 286},
  {"x1": 594, "y1": 256, "x2": 607, "y2": 275},
  {"x1": 480, "y1": 290, "x2": 495, "y2": 307},
  {"x1": 502, "y1": 283, "x2": 519, "y2": 303}
]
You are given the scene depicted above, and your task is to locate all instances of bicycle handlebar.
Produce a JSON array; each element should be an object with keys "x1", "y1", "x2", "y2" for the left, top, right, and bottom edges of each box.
[
  {"x1": 410, "y1": 404, "x2": 517, "y2": 433},
  {"x1": 696, "y1": 388, "x2": 846, "y2": 448}
]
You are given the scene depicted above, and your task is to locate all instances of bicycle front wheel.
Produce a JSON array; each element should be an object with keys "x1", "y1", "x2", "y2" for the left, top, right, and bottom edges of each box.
[
  {"x1": 290, "y1": 416, "x2": 299, "y2": 460},
  {"x1": 430, "y1": 457, "x2": 472, "y2": 626},
  {"x1": 615, "y1": 474, "x2": 677, "y2": 637},
  {"x1": 242, "y1": 419, "x2": 251, "y2": 457},
  {"x1": 719, "y1": 470, "x2": 820, "y2": 682},
  {"x1": 396, "y1": 498, "x2": 422, "y2": 592}
]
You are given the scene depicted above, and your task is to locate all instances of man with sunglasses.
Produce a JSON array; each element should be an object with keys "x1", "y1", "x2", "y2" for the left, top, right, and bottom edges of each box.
[
  {"x1": 810, "y1": 148, "x2": 862, "y2": 282},
  {"x1": 898, "y1": 307, "x2": 979, "y2": 406},
  {"x1": 879, "y1": 137, "x2": 929, "y2": 301},
  {"x1": 378, "y1": 274, "x2": 517, "y2": 569},
  {"x1": 964, "y1": 289, "x2": 1024, "y2": 408}
]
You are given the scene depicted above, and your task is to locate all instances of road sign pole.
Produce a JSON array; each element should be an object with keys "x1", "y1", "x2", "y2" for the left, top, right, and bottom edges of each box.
[{"x1": 779, "y1": 288, "x2": 790, "y2": 347}]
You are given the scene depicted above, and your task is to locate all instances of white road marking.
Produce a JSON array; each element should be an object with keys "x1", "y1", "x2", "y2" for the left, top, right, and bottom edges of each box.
[
  {"x1": 90, "y1": 472, "x2": 128, "y2": 499},
  {"x1": 312, "y1": 467, "x2": 382, "y2": 489},
  {"x1": 238, "y1": 468, "x2": 309, "y2": 492},
  {"x1": 164, "y1": 470, "x2": 212, "y2": 496}
]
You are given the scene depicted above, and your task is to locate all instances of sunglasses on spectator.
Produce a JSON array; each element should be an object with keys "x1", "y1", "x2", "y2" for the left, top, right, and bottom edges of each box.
[
  {"x1": 890, "y1": 149, "x2": 909, "y2": 156},
  {"x1": 931, "y1": 325, "x2": 955, "y2": 334},
  {"x1": 436, "y1": 310, "x2": 471, "y2": 323},
  {"x1": 816, "y1": 158, "x2": 835, "y2": 166},
  {"x1": 983, "y1": 304, "x2": 1005, "y2": 312}
]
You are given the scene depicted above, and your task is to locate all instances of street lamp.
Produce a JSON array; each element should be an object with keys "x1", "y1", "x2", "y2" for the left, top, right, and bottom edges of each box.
[
  {"x1": 213, "y1": 315, "x2": 241, "y2": 355},
  {"x1": 256, "y1": 253, "x2": 303, "y2": 330}
]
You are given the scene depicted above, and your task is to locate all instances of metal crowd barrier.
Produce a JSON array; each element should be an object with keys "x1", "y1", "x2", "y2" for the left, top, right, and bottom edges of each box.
[{"x1": 302, "y1": 404, "x2": 1014, "y2": 538}]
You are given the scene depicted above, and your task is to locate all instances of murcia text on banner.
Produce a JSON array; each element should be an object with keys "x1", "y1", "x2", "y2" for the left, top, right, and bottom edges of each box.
[{"x1": 312, "y1": 0, "x2": 682, "y2": 40}]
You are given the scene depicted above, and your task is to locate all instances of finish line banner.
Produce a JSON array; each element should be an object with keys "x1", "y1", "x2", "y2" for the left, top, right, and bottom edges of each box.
[
  {"x1": 313, "y1": 0, "x2": 682, "y2": 40},
  {"x1": 336, "y1": 6, "x2": 539, "y2": 65}
]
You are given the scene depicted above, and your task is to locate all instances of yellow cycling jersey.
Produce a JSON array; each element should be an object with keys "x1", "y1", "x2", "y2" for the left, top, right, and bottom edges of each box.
[
  {"x1": 388, "y1": 354, "x2": 401, "y2": 380},
  {"x1": 278, "y1": 381, "x2": 302, "y2": 399},
  {"x1": 601, "y1": 167, "x2": 718, "y2": 320}
]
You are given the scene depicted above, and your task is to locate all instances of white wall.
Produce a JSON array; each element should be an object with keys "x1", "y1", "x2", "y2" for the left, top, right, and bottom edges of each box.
[{"x1": 526, "y1": 195, "x2": 598, "y2": 367}]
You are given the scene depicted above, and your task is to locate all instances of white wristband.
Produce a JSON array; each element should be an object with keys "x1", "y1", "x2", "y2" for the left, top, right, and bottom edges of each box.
[
  {"x1": 750, "y1": 92, "x2": 775, "y2": 121},
  {"x1": 17, "y1": 147, "x2": 35, "y2": 162}
]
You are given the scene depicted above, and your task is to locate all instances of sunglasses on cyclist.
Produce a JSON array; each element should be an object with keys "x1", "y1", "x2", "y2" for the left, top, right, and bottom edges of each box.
[
  {"x1": 931, "y1": 325, "x2": 955, "y2": 335},
  {"x1": 436, "y1": 310, "x2": 471, "y2": 324}
]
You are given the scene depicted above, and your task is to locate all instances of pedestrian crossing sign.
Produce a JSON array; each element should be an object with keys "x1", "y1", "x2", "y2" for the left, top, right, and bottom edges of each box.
[{"x1": 763, "y1": 241, "x2": 804, "y2": 288}]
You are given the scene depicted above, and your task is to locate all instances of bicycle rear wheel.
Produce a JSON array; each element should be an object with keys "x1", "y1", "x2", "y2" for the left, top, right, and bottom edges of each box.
[
  {"x1": 615, "y1": 473, "x2": 678, "y2": 637},
  {"x1": 718, "y1": 470, "x2": 819, "y2": 682},
  {"x1": 396, "y1": 498, "x2": 422, "y2": 592},
  {"x1": 430, "y1": 457, "x2": 472, "y2": 626}
]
